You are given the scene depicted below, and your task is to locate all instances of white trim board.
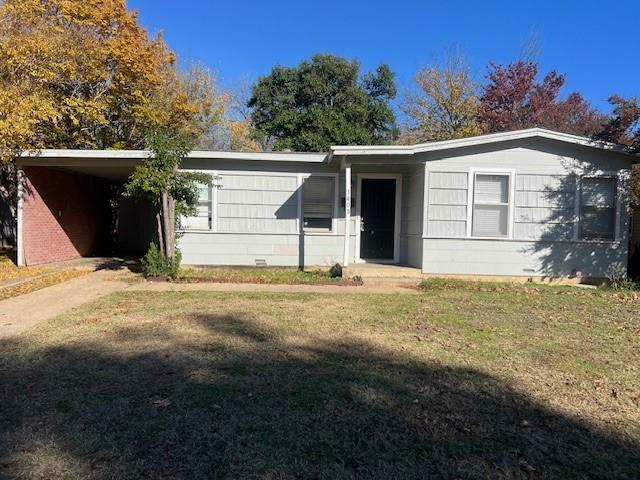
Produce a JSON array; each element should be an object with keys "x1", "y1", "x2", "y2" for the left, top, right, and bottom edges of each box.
[
  {"x1": 16, "y1": 169, "x2": 24, "y2": 266},
  {"x1": 355, "y1": 173, "x2": 403, "y2": 264},
  {"x1": 330, "y1": 128, "x2": 635, "y2": 158}
]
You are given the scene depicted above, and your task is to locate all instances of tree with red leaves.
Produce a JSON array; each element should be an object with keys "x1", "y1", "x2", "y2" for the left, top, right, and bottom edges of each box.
[
  {"x1": 596, "y1": 95, "x2": 640, "y2": 210},
  {"x1": 597, "y1": 95, "x2": 640, "y2": 151},
  {"x1": 479, "y1": 61, "x2": 604, "y2": 136}
]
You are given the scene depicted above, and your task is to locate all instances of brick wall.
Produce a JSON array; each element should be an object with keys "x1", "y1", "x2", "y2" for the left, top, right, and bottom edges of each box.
[{"x1": 23, "y1": 167, "x2": 108, "y2": 265}]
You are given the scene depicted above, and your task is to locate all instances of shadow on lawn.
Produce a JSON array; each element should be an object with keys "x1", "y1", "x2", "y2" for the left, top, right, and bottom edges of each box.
[{"x1": 0, "y1": 312, "x2": 638, "y2": 479}]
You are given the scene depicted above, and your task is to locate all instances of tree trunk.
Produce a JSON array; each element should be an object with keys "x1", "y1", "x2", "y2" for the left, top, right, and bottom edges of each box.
[
  {"x1": 156, "y1": 211, "x2": 164, "y2": 254},
  {"x1": 160, "y1": 191, "x2": 174, "y2": 258},
  {"x1": 167, "y1": 195, "x2": 176, "y2": 258}
]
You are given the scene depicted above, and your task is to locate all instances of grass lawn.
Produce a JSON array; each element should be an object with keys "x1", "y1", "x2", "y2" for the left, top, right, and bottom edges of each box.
[
  {"x1": 178, "y1": 266, "x2": 345, "y2": 285},
  {"x1": 0, "y1": 283, "x2": 639, "y2": 479}
]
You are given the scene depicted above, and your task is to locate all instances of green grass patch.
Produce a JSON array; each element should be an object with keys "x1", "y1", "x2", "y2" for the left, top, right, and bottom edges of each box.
[
  {"x1": 177, "y1": 266, "x2": 341, "y2": 285},
  {"x1": 0, "y1": 287, "x2": 638, "y2": 479}
]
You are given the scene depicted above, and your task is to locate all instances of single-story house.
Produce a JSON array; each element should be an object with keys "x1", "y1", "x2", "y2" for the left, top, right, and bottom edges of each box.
[{"x1": 14, "y1": 128, "x2": 639, "y2": 279}]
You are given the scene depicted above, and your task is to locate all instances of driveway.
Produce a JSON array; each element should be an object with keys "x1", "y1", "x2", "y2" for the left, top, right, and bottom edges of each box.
[{"x1": 0, "y1": 270, "x2": 130, "y2": 338}]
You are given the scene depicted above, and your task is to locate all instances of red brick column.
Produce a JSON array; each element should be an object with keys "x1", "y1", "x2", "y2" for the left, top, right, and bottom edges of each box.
[{"x1": 22, "y1": 167, "x2": 107, "y2": 265}]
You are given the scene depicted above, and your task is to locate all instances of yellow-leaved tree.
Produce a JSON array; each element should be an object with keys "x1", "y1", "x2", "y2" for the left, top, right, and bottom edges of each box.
[
  {"x1": 400, "y1": 52, "x2": 481, "y2": 144},
  {"x1": 0, "y1": 0, "x2": 223, "y2": 174}
]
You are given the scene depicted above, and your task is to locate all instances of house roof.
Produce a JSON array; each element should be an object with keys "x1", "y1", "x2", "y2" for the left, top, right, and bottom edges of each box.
[
  {"x1": 18, "y1": 128, "x2": 637, "y2": 167},
  {"x1": 329, "y1": 128, "x2": 636, "y2": 160}
]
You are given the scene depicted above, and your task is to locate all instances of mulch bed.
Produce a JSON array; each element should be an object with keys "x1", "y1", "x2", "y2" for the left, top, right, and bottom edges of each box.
[{"x1": 145, "y1": 276, "x2": 363, "y2": 286}]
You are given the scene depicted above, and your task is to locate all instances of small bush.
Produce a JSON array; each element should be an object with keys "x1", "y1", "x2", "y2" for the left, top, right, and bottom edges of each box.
[
  {"x1": 603, "y1": 265, "x2": 639, "y2": 291},
  {"x1": 328, "y1": 263, "x2": 343, "y2": 278},
  {"x1": 142, "y1": 241, "x2": 181, "y2": 279}
]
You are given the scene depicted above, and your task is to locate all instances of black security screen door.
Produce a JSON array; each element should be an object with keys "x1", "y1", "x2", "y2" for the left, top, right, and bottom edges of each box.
[{"x1": 360, "y1": 178, "x2": 396, "y2": 259}]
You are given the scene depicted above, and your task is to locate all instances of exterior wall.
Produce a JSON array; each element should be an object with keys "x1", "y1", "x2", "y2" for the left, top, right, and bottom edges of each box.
[
  {"x1": 420, "y1": 138, "x2": 633, "y2": 277},
  {"x1": 178, "y1": 160, "x2": 417, "y2": 267},
  {"x1": 180, "y1": 233, "x2": 355, "y2": 267},
  {"x1": 22, "y1": 167, "x2": 108, "y2": 265},
  {"x1": 179, "y1": 160, "x2": 358, "y2": 267},
  {"x1": 400, "y1": 164, "x2": 425, "y2": 267}
]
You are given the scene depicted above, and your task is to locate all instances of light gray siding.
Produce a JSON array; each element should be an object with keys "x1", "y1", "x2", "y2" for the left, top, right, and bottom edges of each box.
[
  {"x1": 180, "y1": 232, "x2": 356, "y2": 267},
  {"x1": 400, "y1": 164, "x2": 425, "y2": 267},
  {"x1": 179, "y1": 162, "x2": 357, "y2": 267},
  {"x1": 178, "y1": 137, "x2": 632, "y2": 277},
  {"x1": 426, "y1": 172, "x2": 468, "y2": 238},
  {"x1": 513, "y1": 174, "x2": 576, "y2": 240},
  {"x1": 421, "y1": 139, "x2": 632, "y2": 277},
  {"x1": 422, "y1": 238, "x2": 628, "y2": 277},
  {"x1": 179, "y1": 161, "x2": 422, "y2": 267},
  {"x1": 217, "y1": 173, "x2": 298, "y2": 234}
]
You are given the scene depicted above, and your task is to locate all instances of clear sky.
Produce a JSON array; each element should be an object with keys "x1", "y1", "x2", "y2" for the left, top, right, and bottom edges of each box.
[{"x1": 127, "y1": 0, "x2": 639, "y2": 113}]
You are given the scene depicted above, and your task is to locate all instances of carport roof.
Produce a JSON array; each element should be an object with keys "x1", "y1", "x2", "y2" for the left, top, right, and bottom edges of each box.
[{"x1": 19, "y1": 149, "x2": 328, "y2": 163}]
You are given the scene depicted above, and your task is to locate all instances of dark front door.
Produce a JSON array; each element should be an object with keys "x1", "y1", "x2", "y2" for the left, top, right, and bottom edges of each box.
[{"x1": 360, "y1": 178, "x2": 396, "y2": 260}]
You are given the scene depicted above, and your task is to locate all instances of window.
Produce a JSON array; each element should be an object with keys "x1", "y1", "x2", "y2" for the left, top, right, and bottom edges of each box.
[
  {"x1": 302, "y1": 176, "x2": 335, "y2": 232},
  {"x1": 580, "y1": 176, "x2": 617, "y2": 240},
  {"x1": 182, "y1": 182, "x2": 212, "y2": 230},
  {"x1": 471, "y1": 173, "x2": 511, "y2": 238}
]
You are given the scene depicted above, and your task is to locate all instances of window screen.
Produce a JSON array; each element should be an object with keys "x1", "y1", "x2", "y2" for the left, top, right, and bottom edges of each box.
[
  {"x1": 303, "y1": 176, "x2": 335, "y2": 231},
  {"x1": 472, "y1": 174, "x2": 510, "y2": 237},
  {"x1": 183, "y1": 183, "x2": 212, "y2": 230},
  {"x1": 580, "y1": 177, "x2": 616, "y2": 240}
]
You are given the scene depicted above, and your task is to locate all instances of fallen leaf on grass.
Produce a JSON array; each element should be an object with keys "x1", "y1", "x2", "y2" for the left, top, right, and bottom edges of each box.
[{"x1": 152, "y1": 398, "x2": 171, "y2": 408}]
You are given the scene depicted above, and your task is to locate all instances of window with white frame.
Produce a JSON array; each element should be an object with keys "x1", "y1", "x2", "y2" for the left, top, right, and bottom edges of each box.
[
  {"x1": 471, "y1": 173, "x2": 511, "y2": 238},
  {"x1": 580, "y1": 176, "x2": 617, "y2": 240},
  {"x1": 182, "y1": 182, "x2": 213, "y2": 230},
  {"x1": 302, "y1": 176, "x2": 335, "y2": 232}
]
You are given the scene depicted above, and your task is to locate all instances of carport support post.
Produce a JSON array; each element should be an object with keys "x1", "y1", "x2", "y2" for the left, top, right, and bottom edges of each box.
[
  {"x1": 343, "y1": 163, "x2": 351, "y2": 267},
  {"x1": 16, "y1": 168, "x2": 24, "y2": 267}
]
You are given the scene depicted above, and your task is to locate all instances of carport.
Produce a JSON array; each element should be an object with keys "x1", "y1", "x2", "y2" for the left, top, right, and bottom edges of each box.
[{"x1": 16, "y1": 150, "x2": 155, "y2": 266}]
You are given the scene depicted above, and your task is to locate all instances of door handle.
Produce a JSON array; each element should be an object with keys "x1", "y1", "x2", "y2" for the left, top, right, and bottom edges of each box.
[{"x1": 360, "y1": 218, "x2": 365, "y2": 232}]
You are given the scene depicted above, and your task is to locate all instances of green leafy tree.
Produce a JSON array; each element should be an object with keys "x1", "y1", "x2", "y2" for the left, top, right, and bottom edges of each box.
[
  {"x1": 248, "y1": 54, "x2": 397, "y2": 151},
  {"x1": 124, "y1": 129, "x2": 211, "y2": 276}
]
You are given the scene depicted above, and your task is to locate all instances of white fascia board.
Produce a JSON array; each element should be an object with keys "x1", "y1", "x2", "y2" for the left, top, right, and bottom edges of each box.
[
  {"x1": 21, "y1": 149, "x2": 150, "y2": 159},
  {"x1": 330, "y1": 128, "x2": 636, "y2": 160},
  {"x1": 413, "y1": 128, "x2": 631, "y2": 154},
  {"x1": 330, "y1": 146, "x2": 414, "y2": 157},
  {"x1": 20, "y1": 149, "x2": 328, "y2": 163},
  {"x1": 188, "y1": 150, "x2": 328, "y2": 162}
]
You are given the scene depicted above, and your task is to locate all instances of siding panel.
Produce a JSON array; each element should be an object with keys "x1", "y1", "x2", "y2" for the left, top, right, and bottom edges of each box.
[
  {"x1": 429, "y1": 188, "x2": 467, "y2": 206},
  {"x1": 426, "y1": 171, "x2": 468, "y2": 238},
  {"x1": 220, "y1": 174, "x2": 297, "y2": 191}
]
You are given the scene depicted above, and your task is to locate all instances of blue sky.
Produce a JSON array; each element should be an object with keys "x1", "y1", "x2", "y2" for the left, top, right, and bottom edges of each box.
[{"x1": 128, "y1": 0, "x2": 639, "y2": 113}]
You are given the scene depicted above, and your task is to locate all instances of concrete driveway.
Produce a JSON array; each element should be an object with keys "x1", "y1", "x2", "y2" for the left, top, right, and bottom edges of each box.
[{"x1": 0, "y1": 270, "x2": 130, "y2": 338}]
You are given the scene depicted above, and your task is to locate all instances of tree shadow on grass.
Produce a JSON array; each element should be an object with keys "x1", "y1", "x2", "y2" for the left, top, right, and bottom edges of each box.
[{"x1": 0, "y1": 312, "x2": 638, "y2": 479}]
